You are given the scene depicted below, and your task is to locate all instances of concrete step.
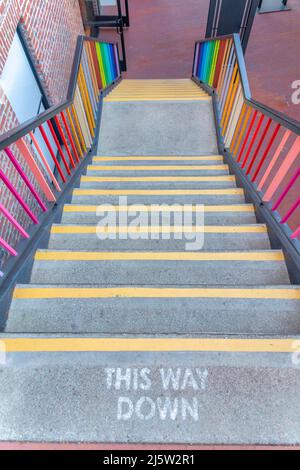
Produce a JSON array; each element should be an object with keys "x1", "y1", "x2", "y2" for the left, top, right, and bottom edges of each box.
[
  {"x1": 71, "y1": 188, "x2": 246, "y2": 205},
  {"x1": 86, "y1": 164, "x2": 230, "y2": 176},
  {"x1": 61, "y1": 204, "x2": 257, "y2": 225},
  {"x1": 98, "y1": 100, "x2": 218, "y2": 155},
  {"x1": 92, "y1": 156, "x2": 225, "y2": 166},
  {"x1": 79, "y1": 176, "x2": 236, "y2": 189},
  {"x1": 30, "y1": 250, "x2": 290, "y2": 286},
  {"x1": 0, "y1": 334, "x2": 299, "y2": 444},
  {"x1": 48, "y1": 224, "x2": 271, "y2": 251},
  {"x1": 7, "y1": 285, "x2": 300, "y2": 335}
]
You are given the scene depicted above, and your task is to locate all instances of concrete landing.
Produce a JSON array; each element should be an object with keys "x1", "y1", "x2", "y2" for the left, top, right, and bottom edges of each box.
[
  {"x1": 98, "y1": 101, "x2": 218, "y2": 156},
  {"x1": 0, "y1": 344, "x2": 299, "y2": 444}
]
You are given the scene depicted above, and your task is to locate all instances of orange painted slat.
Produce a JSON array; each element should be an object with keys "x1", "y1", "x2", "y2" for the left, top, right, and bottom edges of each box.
[{"x1": 221, "y1": 63, "x2": 238, "y2": 129}]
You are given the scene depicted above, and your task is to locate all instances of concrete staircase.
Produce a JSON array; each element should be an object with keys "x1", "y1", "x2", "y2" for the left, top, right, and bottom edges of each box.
[{"x1": 1, "y1": 80, "x2": 300, "y2": 445}]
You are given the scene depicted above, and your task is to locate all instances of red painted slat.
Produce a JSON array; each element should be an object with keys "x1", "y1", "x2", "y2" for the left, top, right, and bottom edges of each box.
[
  {"x1": 54, "y1": 115, "x2": 76, "y2": 169},
  {"x1": 246, "y1": 118, "x2": 272, "y2": 176},
  {"x1": 60, "y1": 112, "x2": 80, "y2": 164},
  {"x1": 47, "y1": 120, "x2": 71, "y2": 175},
  {"x1": 38, "y1": 125, "x2": 66, "y2": 183},
  {"x1": 252, "y1": 123, "x2": 281, "y2": 183}
]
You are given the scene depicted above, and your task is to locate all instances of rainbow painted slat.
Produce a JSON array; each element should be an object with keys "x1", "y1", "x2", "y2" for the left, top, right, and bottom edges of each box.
[
  {"x1": 193, "y1": 35, "x2": 300, "y2": 242},
  {"x1": 0, "y1": 39, "x2": 120, "y2": 272}
]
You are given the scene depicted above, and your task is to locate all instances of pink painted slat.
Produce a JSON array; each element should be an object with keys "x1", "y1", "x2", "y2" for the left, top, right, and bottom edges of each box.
[
  {"x1": 281, "y1": 198, "x2": 300, "y2": 224},
  {"x1": 237, "y1": 110, "x2": 258, "y2": 163},
  {"x1": 4, "y1": 147, "x2": 47, "y2": 212},
  {"x1": 15, "y1": 138, "x2": 56, "y2": 203},
  {"x1": 0, "y1": 236, "x2": 17, "y2": 257},
  {"x1": 252, "y1": 124, "x2": 281, "y2": 183},
  {"x1": 0, "y1": 168, "x2": 39, "y2": 224},
  {"x1": 258, "y1": 130, "x2": 291, "y2": 191},
  {"x1": 29, "y1": 131, "x2": 61, "y2": 192},
  {"x1": 272, "y1": 167, "x2": 300, "y2": 211},
  {"x1": 263, "y1": 136, "x2": 300, "y2": 202},
  {"x1": 0, "y1": 203, "x2": 29, "y2": 238},
  {"x1": 246, "y1": 118, "x2": 272, "y2": 176},
  {"x1": 241, "y1": 114, "x2": 264, "y2": 169},
  {"x1": 60, "y1": 112, "x2": 80, "y2": 164},
  {"x1": 292, "y1": 225, "x2": 300, "y2": 239}
]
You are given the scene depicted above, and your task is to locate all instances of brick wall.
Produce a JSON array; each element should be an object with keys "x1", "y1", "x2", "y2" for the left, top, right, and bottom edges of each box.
[{"x1": 0, "y1": 0, "x2": 84, "y2": 270}]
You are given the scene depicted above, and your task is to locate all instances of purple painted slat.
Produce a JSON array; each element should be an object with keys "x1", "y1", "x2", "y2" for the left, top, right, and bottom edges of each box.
[
  {"x1": 114, "y1": 44, "x2": 120, "y2": 78},
  {"x1": 193, "y1": 43, "x2": 200, "y2": 76},
  {"x1": 281, "y1": 198, "x2": 300, "y2": 224},
  {"x1": 272, "y1": 167, "x2": 300, "y2": 211},
  {"x1": 4, "y1": 147, "x2": 47, "y2": 212},
  {"x1": 0, "y1": 203, "x2": 29, "y2": 238},
  {"x1": 0, "y1": 236, "x2": 17, "y2": 257},
  {"x1": 0, "y1": 169, "x2": 39, "y2": 224}
]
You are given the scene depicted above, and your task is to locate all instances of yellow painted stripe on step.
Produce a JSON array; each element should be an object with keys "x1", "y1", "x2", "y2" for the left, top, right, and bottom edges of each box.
[
  {"x1": 34, "y1": 251, "x2": 284, "y2": 261},
  {"x1": 73, "y1": 189, "x2": 244, "y2": 196},
  {"x1": 13, "y1": 287, "x2": 300, "y2": 300},
  {"x1": 63, "y1": 204, "x2": 254, "y2": 213},
  {"x1": 93, "y1": 156, "x2": 224, "y2": 161},
  {"x1": 109, "y1": 93, "x2": 208, "y2": 97},
  {"x1": 81, "y1": 176, "x2": 235, "y2": 182},
  {"x1": 50, "y1": 225, "x2": 266, "y2": 234},
  {"x1": 87, "y1": 165, "x2": 228, "y2": 171},
  {"x1": 1, "y1": 338, "x2": 298, "y2": 353},
  {"x1": 104, "y1": 97, "x2": 211, "y2": 102}
]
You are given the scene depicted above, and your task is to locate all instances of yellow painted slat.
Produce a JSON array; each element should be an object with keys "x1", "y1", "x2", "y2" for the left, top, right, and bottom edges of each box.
[
  {"x1": 34, "y1": 251, "x2": 284, "y2": 261},
  {"x1": 13, "y1": 287, "x2": 300, "y2": 300},
  {"x1": 1, "y1": 337, "x2": 298, "y2": 353}
]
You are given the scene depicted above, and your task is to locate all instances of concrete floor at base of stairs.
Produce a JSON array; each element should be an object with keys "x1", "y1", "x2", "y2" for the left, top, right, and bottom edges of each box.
[
  {"x1": 0, "y1": 350, "x2": 299, "y2": 444},
  {"x1": 98, "y1": 101, "x2": 218, "y2": 156}
]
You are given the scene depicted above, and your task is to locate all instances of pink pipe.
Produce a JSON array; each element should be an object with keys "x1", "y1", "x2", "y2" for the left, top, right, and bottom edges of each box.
[
  {"x1": 0, "y1": 236, "x2": 17, "y2": 257},
  {"x1": 292, "y1": 225, "x2": 300, "y2": 239},
  {"x1": 0, "y1": 203, "x2": 29, "y2": 238},
  {"x1": 272, "y1": 167, "x2": 300, "y2": 211},
  {"x1": 4, "y1": 147, "x2": 47, "y2": 212},
  {"x1": 0, "y1": 168, "x2": 39, "y2": 224},
  {"x1": 281, "y1": 198, "x2": 300, "y2": 224},
  {"x1": 29, "y1": 132, "x2": 61, "y2": 192}
]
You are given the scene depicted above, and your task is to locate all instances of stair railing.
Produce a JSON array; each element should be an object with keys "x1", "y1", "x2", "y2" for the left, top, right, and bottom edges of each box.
[
  {"x1": 192, "y1": 33, "x2": 300, "y2": 278},
  {"x1": 0, "y1": 36, "x2": 121, "y2": 278}
]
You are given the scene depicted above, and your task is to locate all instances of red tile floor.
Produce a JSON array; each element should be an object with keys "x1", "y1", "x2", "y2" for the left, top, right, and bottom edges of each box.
[{"x1": 99, "y1": 0, "x2": 300, "y2": 122}]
